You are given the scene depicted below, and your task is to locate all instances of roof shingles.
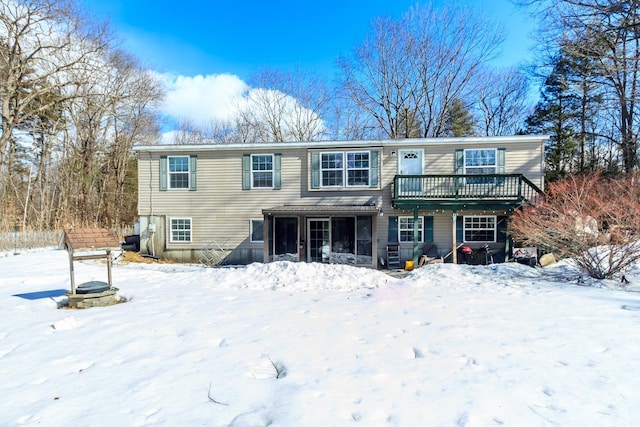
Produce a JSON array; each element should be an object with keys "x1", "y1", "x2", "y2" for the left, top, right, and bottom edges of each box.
[{"x1": 64, "y1": 228, "x2": 121, "y2": 251}]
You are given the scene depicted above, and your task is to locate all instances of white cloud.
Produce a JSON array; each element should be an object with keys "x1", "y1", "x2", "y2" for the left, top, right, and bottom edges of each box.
[
  {"x1": 158, "y1": 72, "x2": 325, "y2": 143},
  {"x1": 161, "y1": 73, "x2": 248, "y2": 125}
]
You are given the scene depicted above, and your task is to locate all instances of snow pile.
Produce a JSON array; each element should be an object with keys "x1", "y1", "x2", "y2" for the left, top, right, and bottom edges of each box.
[{"x1": 1, "y1": 249, "x2": 639, "y2": 426}]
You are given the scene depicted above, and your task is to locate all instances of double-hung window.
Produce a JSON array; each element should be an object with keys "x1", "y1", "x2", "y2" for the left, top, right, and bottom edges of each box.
[
  {"x1": 243, "y1": 153, "x2": 281, "y2": 190},
  {"x1": 321, "y1": 152, "x2": 344, "y2": 187},
  {"x1": 320, "y1": 151, "x2": 371, "y2": 188},
  {"x1": 399, "y1": 217, "x2": 423, "y2": 243},
  {"x1": 251, "y1": 154, "x2": 273, "y2": 188},
  {"x1": 168, "y1": 156, "x2": 190, "y2": 189},
  {"x1": 347, "y1": 152, "x2": 370, "y2": 186},
  {"x1": 465, "y1": 149, "x2": 497, "y2": 184},
  {"x1": 464, "y1": 216, "x2": 496, "y2": 242},
  {"x1": 170, "y1": 218, "x2": 192, "y2": 242},
  {"x1": 160, "y1": 155, "x2": 196, "y2": 191}
]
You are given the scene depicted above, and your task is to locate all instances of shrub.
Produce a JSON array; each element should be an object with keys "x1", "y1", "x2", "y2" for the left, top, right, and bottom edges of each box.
[{"x1": 510, "y1": 173, "x2": 640, "y2": 279}]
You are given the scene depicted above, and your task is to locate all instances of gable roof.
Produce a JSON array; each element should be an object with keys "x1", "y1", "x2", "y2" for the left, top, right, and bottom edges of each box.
[{"x1": 62, "y1": 228, "x2": 121, "y2": 252}]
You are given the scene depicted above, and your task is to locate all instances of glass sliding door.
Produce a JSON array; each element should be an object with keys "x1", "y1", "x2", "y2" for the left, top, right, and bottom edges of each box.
[{"x1": 306, "y1": 216, "x2": 374, "y2": 266}]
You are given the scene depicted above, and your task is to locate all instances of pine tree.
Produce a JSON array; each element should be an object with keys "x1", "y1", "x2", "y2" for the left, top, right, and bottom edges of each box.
[
  {"x1": 526, "y1": 54, "x2": 580, "y2": 182},
  {"x1": 442, "y1": 98, "x2": 476, "y2": 137}
]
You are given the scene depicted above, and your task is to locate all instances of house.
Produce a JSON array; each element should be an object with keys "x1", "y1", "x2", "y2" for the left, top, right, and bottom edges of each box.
[{"x1": 133, "y1": 135, "x2": 547, "y2": 268}]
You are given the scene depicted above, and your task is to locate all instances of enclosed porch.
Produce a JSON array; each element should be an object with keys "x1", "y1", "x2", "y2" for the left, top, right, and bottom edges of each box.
[{"x1": 262, "y1": 205, "x2": 379, "y2": 268}]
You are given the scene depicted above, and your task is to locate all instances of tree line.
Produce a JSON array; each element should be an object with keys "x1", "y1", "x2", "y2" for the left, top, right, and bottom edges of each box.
[
  {"x1": 2, "y1": 0, "x2": 640, "y2": 231},
  {"x1": 0, "y1": 0, "x2": 163, "y2": 231}
]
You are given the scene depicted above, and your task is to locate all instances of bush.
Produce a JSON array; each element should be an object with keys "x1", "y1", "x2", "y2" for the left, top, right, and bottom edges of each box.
[{"x1": 510, "y1": 173, "x2": 640, "y2": 279}]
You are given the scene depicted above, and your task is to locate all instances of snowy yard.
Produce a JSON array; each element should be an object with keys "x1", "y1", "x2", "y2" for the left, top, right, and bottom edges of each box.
[{"x1": 1, "y1": 249, "x2": 640, "y2": 426}]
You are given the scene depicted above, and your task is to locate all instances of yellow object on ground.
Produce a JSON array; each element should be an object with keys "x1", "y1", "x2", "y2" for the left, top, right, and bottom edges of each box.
[{"x1": 539, "y1": 253, "x2": 557, "y2": 267}]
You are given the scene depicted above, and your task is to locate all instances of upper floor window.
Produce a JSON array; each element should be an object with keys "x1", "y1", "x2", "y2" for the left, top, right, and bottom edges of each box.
[
  {"x1": 243, "y1": 153, "x2": 281, "y2": 190},
  {"x1": 464, "y1": 216, "x2": 496, "y2": 242},
  {"x1": 463, "y1": 149, "x2": 499, "y2": 184},
  {"x1": 321, "y1": 152, "x2": 345, "y2": 186},
  {"x1": 312, "y1": 150, "x2": 379, "y2": 189},
  {"x1": 465, "y1": 149, "x2": 497, "y2": 175},
  {"x1": 160, "y1": 155, "x2": 197, "y2": 191},
  {"x1": 169, "y1": 156, "x2": 190, "y2": 189},
  {"x1": 252, "y1": 154, "x2": 273, "y2": 188},
  {"x1": 347, "y1": 152, "x2": 370, "y2": 186}
]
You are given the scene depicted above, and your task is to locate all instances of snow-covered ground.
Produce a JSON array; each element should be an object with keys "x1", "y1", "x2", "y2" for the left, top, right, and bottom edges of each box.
[{"x1": 1, "y1": 249, "x2": 640, "y2": 426}]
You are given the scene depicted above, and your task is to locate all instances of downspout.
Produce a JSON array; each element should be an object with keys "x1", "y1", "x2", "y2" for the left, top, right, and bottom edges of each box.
[{"x1": 148, "y1": 151, "x2": 156, "y2": 258}]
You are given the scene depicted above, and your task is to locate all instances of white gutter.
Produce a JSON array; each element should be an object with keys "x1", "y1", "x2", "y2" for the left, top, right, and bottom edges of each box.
[{"x1": 133, "y1": 135, "x2": 550, "y2": 153}]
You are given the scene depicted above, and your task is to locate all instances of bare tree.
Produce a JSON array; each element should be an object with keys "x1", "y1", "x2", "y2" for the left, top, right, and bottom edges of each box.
[
  {"x1": 98, "y1": 50, "x2": 163, "y2": 226},
  {"x1": 338, "y1": 15, "x2": 419, "y2": 139},
  {"x1": 0, "y1": 0, "x2": 163, "y2": 230},
  {"x1": 476, "y1": 68, "x2": 532, "y2": 136},
  {"x1": 0, "y1": 0, "x2": 112, "y2": 228},
  {"x1": 172, "y1": 118, "x2": 211, "y2": 145},
  {"x1": 0, "y1": 0, "x2": 109, "y2": 178},
  {"x1": 524, "y1": 0, "x2": 640, "y2": 174},
  {"x1": 338, "y1": 4, "x2": 503, "y2": 139},
  {"x1": 231, "y1": 68, "x2": 328, "y2": 142}
]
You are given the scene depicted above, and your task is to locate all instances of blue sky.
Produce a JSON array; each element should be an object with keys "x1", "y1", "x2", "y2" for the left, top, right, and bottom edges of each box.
[
  {"x1": 80, "y1": 0, "x2": 537, "y2": 133},
  {"x1": 83, "y1": 0, "x2": 535, "y2": 77}
]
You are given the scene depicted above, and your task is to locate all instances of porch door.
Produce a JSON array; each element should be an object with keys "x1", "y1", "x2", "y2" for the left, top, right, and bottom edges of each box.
[
  {"x1": 273, "y1": 217, "x2": 298, "y2": 261},
  {"x1": 308, "y1": 219, "x2": 330, "y2": 263},
  {"x1": 398, "y1": 149, "x2": 424, "y2": 195}
]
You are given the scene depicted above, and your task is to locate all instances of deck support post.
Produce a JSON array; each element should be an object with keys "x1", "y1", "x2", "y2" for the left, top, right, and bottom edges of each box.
[
  {"x1": 413, "y1": 206, "x2": 420, "y2": 265},
  {"x1": 452, "y1": 211, "x2": 458, "y2": 264}
]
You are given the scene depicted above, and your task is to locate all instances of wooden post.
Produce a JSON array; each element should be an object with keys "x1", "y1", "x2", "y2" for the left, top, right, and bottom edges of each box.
[
  {"x1": 68, "y1": 250, "x2": 76, "y2": 294},
  {"x1": 452, "y1": 212, "x2": 458, "y2": 264},
  {"x1": 106, "y1": 250, "x2": 113, "y2": 289}
]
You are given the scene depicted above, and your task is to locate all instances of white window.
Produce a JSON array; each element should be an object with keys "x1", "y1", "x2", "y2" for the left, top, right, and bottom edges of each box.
[
  {"x1": 168, "y1": 156, "x2": 190, "y2": 189},
  {"x1": 170, "y1": 218, "x2": 192, "y2": 242},
  {"x1": 250, "y1": 219, "x2": 264, "y2": 242},
  {"x1": 251, "y1": 154, "x2": 273, "y2": 188},
  {"x1": 321, "y1": 151, "x2": 370, "y2": 187},
  {"x1": 321, "y1": 152, "x2": 344, "y2": 187},
  {"x1": 464, "y1": 149, "x2": 497, "y2": 184},
  {"x1": 464, "y1": 216, "x2": 496, "y2": 242},
  {"x1": 399, "y1": 217, "x2": 423, "y2": 243},
  {"x1": 347, "y1": 152, "x2": 370, "y2": 186}
]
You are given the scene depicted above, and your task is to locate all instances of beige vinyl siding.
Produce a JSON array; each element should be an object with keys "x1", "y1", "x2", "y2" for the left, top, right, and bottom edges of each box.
[
  {"x1": 374, "y1": 139, "x2": 544, "y2": 255},
  {"x1": 420, "y1": 141, "x2": 544, "y2": 184},
  {"x1": 138, "y1": 148, "x2": 385, "y2": 250},
  {"x1": 377, "y1": 139, "x2": 544, "y2": 205},
  {"x1": 136, "y1": 136, "x2": 546, "y2": 259}
]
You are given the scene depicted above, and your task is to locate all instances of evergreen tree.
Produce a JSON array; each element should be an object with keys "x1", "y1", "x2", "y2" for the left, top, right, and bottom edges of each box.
[
  {"x1": 526, "y1": 54, "x2": 581, "y2": 182},
  {"x1": 442, "y1": 98, "x2": 476, "y2": 137}
]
